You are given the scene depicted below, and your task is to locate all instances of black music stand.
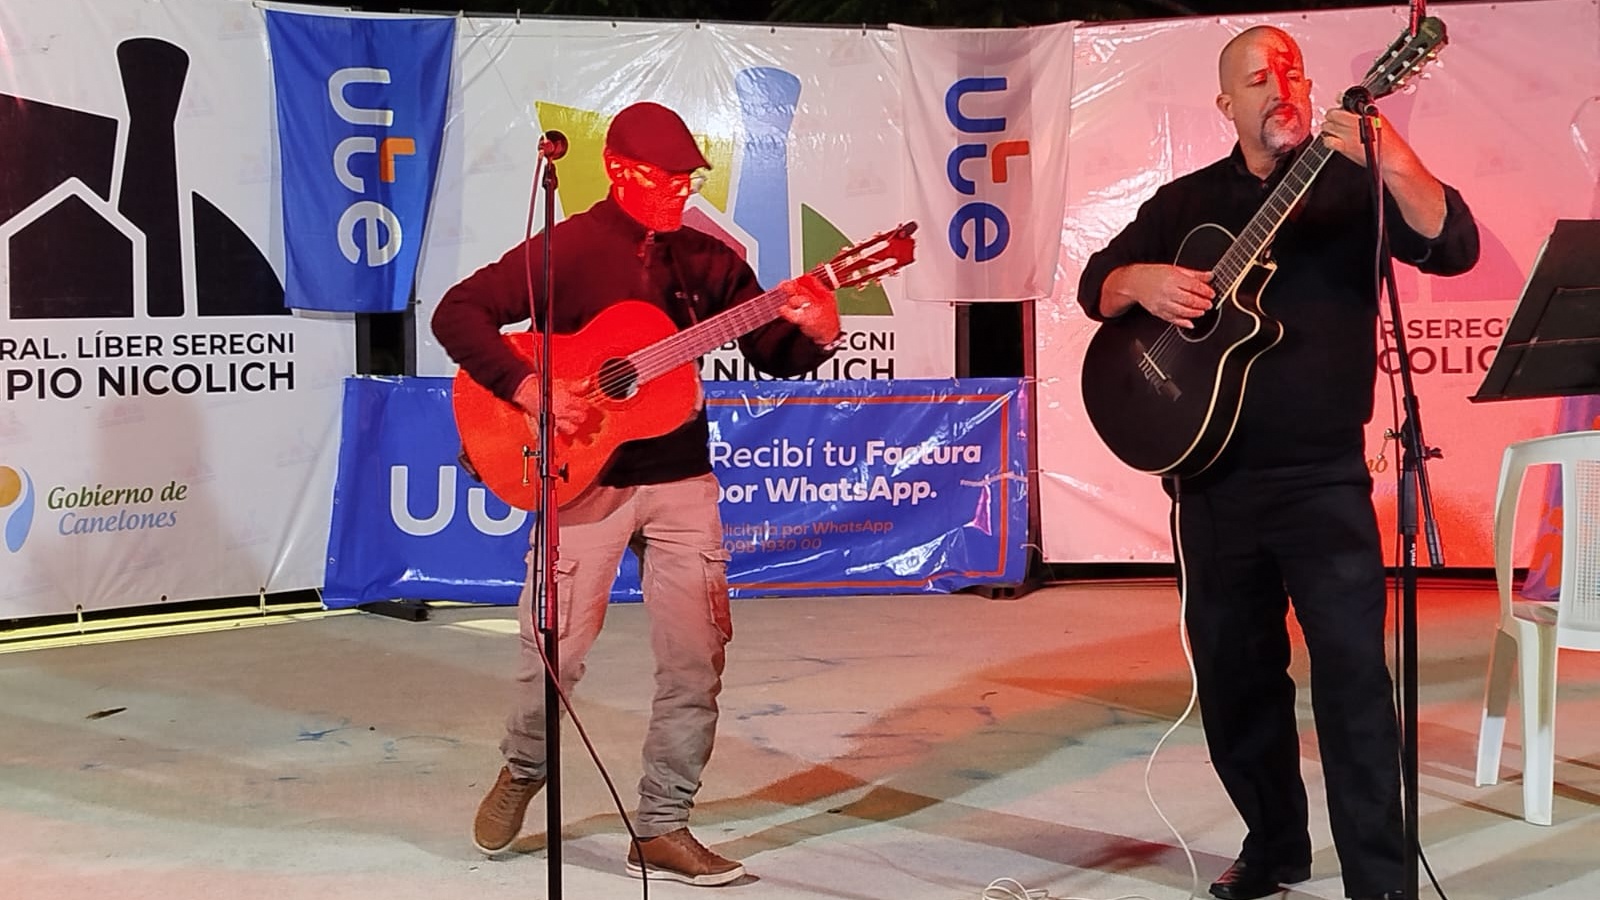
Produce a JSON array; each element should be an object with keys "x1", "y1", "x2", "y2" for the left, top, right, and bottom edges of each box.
[{"x1": 1472, "y1": 219, "x2": 1600, "y2": 403}]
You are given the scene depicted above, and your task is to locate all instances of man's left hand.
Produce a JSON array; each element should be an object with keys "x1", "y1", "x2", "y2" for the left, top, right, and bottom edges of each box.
[
  {"x1": 1321, "y1": 105, "x2": 1446, "y2": 237},
  {"x1": 777, "y1": 274, "x2": 842, "y2": 346},
  {"x1": 1320, "y1": 107, "x2": 1422, "y2": 172}
]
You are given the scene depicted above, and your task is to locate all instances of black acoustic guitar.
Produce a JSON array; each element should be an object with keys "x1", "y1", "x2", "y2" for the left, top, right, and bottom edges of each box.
[{"x1": 1081, "y1": 18, "x2": 1448, "y2": 477}]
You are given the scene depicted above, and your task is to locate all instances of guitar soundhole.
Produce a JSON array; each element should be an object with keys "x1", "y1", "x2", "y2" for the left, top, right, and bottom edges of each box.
[
  {"x1": 596, "y1": 358, "x2": 639, "y2": 400},
  {"x1": 1179, "y1": 306, "x2": 1220, "y2": 341}
]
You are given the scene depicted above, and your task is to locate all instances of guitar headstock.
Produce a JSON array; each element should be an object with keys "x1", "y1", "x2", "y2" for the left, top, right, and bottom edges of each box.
[
  {"x1": 1362, "y1": 16, "x2": 1447, "y2": 100},
  {"x1": 817, "y1": 222, "x2": 918, "y2": 291}
]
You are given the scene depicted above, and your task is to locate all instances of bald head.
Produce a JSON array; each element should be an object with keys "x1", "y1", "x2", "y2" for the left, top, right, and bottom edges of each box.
[
  {"x1": 1215, "y1": 25, "x2": 1312, "y2": 168},
  {"x1": 1218, "y1": 26, "x2": 1299, "y2": 91}
]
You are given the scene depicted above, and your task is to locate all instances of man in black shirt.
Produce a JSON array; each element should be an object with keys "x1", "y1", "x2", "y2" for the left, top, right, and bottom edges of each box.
[
  {"x1": 1077, "y1": 26, "x2": 1478, "y2": 900},
  {"x1": 434, "y1": 101, "x2": 842, "y2": 884}
]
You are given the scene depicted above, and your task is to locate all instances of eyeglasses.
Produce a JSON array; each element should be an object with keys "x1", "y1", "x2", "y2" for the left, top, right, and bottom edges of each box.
[{"x1": 616, "y1": 160, "x2": 707, "y2": 195}]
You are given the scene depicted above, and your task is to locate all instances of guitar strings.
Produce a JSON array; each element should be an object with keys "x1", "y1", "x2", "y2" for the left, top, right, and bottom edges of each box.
[
  {"x1": 564, "y1": 287, "x2": 793, "y2": 405},
  {"x1": 604, "y1": 232, "x2": 905, "y2": 391},
  {"x1": 556, "y1": 244, "x2": 896, "y2": 406},
  {"x1": 1142, "y1": 140, "x2": 1327, "y2": 368},
  {"x1": 1144, "y1": 262, "x2": 1228, "y2": 366},
  {"x1": 1147, "y1": 245, "x2": 1245, "y2": 364}
]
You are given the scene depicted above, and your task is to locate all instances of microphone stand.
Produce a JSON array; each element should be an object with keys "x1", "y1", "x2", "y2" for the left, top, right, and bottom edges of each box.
[
  {"x1": 530, "y1": 142, "x2": 565, "y2": 900},
  {"x1": 1345, "y1": 86, "x2": 1442, "y2": 900}
]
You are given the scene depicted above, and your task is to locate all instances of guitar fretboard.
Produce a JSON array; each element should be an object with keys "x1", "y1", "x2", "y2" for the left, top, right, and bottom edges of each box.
[
  {"x1": 625, "y1": 261, "x2": 839, "y2": 384},
  {"x1": 1211, "y1": 138, "x2": 1337, "y2": 297}
]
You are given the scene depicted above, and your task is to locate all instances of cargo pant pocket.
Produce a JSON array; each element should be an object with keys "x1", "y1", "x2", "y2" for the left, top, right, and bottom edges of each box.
[
  {"x1": 553, "y1": 557, "x2": 580, "y2": 639},
  {"x1": 701, "y1": 547, "x2": 733, "y2": 643}
]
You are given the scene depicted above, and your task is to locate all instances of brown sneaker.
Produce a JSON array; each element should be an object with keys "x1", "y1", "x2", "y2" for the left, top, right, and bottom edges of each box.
[
  {"x1": 472, "y1": 766, "x2": 545, "y2": 855},
  {"x1": 625, "y1": 827, "x2": 745, "y2": 886}
]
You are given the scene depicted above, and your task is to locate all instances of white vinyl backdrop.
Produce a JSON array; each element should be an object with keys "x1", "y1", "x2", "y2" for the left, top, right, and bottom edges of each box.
[
  {"x1": 1038, "y1": 0, "x2": 1600, "y2": 565},
  {"x1": 413, "y1": 17, "x2": 957, "y2": 383}
]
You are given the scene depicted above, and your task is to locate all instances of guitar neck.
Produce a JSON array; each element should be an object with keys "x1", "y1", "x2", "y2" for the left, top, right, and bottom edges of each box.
[
  {"x1": 626, "y1": 262, "x2": 831, "y2": 384},
  {"x1": 1213, "y1": 139, "x2": 1336, "y2": 292}
]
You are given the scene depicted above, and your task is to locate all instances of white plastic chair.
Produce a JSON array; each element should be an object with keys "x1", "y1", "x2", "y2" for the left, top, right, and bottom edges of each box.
[{"x1": 1475, "y1": 429, "x2": 1600, "y2": 825}]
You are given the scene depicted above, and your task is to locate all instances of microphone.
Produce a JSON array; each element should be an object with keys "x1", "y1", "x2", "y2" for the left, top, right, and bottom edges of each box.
[
  {"x1": 538, "y1": 130, "x2": 568, "y2": 161},
  {"x1": 1341, "y1": 85, "x2": 1379, "y2": 116}
]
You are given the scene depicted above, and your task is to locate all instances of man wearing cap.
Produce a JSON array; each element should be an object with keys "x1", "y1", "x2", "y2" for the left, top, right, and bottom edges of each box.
[{"x1": 432, "y1": 101, "x2": 843, "y2": 885}]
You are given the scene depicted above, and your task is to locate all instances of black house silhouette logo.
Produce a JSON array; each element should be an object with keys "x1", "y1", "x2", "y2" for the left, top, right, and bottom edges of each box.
[{"x1": 0, "y1": 37, "x2": 285, "y2": 320}]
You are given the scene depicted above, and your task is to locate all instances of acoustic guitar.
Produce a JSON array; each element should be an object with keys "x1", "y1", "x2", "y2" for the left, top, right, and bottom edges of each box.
[
  {"x1": 1081, "y1": 18, "x2": 1448, "y2": 477},
  {"x1": 453, "y1": 222, "x2": 917, "y2": 510}
]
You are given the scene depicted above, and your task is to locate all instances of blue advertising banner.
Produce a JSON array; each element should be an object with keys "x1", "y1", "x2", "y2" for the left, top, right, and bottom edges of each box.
[
  {"x1": 265, "y1": 11, "x2": 453, "y2": 312},
  {"x1": 323, "y1": 376, "x2": 1029, "y2": 608}
]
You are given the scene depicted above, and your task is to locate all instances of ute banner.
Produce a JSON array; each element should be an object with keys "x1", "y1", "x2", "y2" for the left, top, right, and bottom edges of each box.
[
  {"x1": 893, "y1": 23, "x2": 1075, "y2": 302},
  {"x1": 323, "y1": 376, "x2": 1029, "y2": 607},
  {"x1": 265, "y1": 10, "x2": 456, "y2": 313}
]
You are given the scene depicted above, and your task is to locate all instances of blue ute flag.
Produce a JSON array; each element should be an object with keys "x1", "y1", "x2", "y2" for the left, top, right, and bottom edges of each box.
[{"x1": 266, "y1": 12, "x2": 454, "y2": 312}]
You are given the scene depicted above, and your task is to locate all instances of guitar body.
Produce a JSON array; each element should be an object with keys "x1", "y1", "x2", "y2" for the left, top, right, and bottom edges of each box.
[
  {"x1": 1081, "y1": 223, "x2": 1284, "y2": 477},
  {"x1": 452, "y1": 300, "x2": 700, "y2": 510}
]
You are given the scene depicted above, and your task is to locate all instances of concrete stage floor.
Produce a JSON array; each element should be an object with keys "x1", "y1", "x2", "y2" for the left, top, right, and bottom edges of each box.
[{"x1": 1, "y1": 580, "x2": 1596, "y2": 900}]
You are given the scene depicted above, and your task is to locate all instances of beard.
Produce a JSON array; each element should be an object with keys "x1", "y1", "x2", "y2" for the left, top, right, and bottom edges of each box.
[
  {"x1": 1260, "y1": 105, "x2": 1310, "y2": 155},
  {"x1": 615, "y1": 183, "x2": 688, "y2": 232}
]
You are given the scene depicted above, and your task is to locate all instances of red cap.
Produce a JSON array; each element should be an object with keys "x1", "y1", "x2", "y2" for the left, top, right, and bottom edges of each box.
[{"x1": 604, "y1": 102, "x2": 711, "y2": 173}]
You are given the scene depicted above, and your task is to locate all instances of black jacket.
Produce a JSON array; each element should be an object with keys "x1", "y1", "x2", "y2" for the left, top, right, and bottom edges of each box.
[{"x1": 1078, "y1": 141, "x2": 1479, "y2": 469}]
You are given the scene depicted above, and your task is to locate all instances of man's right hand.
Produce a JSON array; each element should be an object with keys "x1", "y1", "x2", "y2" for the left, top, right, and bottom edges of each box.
[
  {"x1": 513, "y1": 374, "x2": 591, "y2": 437},
  {"x1": 1100, "y1": 263, "x2": 1215, "y2": 328}
]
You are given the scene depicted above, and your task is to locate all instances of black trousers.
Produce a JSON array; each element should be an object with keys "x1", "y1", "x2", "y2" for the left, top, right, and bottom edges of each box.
[{"x1": 1171, "y1": 454, "x2": 1403, "y2": 898}]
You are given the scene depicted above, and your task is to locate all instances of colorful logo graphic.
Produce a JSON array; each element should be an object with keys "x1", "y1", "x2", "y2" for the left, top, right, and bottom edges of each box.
[
  {"x1": 533, "y1": 67, "x2": 892, "y2": 317},
  {"x1": 0, "y1": 465, "x2": 36, "y2": 552}
]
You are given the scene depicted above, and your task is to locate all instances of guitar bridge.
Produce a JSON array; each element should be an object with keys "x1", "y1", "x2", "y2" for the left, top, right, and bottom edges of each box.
[{"x1": 1132, "y1": 339, "x2": 1181, "y2": 401}]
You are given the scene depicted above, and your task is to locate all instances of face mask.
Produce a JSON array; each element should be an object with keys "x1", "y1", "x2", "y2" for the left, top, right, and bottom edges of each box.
[{"x1": 605, "y1": 153, "x2": 700, "y2": 232}]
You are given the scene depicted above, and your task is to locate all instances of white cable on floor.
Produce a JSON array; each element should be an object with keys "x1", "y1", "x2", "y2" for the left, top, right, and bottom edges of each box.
[
  {"x1": 978, "y1": 489, "x2": 1201, "y2": 900},
  {"x1": 1141, "y1": 487, "x2": 1201, "y2": 900},
  {"x1": 979, "y1": 874, "x2": 1158, "y2": 900}
]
